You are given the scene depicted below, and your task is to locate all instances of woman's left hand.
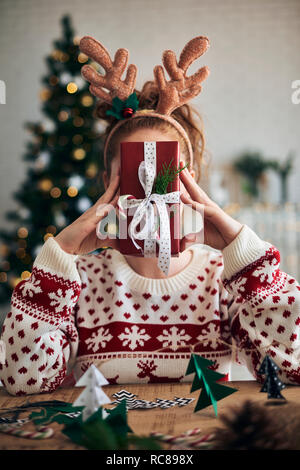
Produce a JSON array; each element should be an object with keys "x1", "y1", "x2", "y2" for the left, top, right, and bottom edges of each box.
[{"x1": 179, "y1": 160, "x2": 243, "y2": 251}]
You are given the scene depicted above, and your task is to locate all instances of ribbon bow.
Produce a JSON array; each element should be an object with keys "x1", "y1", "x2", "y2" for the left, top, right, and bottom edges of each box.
[{"x1": 118, "y1": 142, "x2": 180, "y2": 275}]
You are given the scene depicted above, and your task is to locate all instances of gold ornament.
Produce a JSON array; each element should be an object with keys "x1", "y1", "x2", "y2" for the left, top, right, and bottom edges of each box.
[
  {"x1": 86, "y1": 163, "x2": 98, "y2": 178},
  {"x1": 50, "y1": 187, "x2": 61, "y2": 198},
  {"x1": 39, "y1": 88, "x2": 52, "y2": 101},
  {"x1": 0, "y1": 244, "x2": 9, "y2": 257},
  {"x1": 72, "y1": 134, "x2": 83, "y2": 145},
  {"x1": 17, "y1": 227, "x2": 28, "y2": 238},
  {"x1": 67, "y1": 186, "x2": 78, "y2": 197},
  {"x1": 78, "y1": 52, "x2": 88, "y2": 63},
  {"x1": 73, "y1": 116, "x2": 84, "y2": 127},
  {"x1": 44, "y1": 233, "x2": 54, "y2": 242},
  {"x1": 67, "y1": 82, "x2": 78, "y2": 94},
  {"x1": 0, "y1": 272, "x2": 7, "y2": 283},
  {"x1": 58, "y1": 110, "x2": 69, "y2": 121},
  {"x1": 81, "y1": 95, "x2": 93, "y2": 107},
  {"x1": 21, "y1": 271, "x2": 31, "y2": 280},
  {"x1": 49, "y1": 75, "x2": 59, "y2": 86},
  {"x1": 10, "y1": 277, "x2": 22, "y2": 288},
  {"x1": 16, "y1": 248, "x2": 26, "y2": 259},
  {"x1": 38, "y1": 179, "x2": 53, "y2": 192},
  {"x1": 73, "y1": 148, "x2": 86, "y2": 160}
]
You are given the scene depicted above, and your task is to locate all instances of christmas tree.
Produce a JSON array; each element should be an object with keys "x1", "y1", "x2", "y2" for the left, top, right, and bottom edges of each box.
[
  {"x1": 258, "y1": 355, "x2": 286, "y2": 400},
  {"x1": 0, "y1": 14, "x2": 106, "y2": 306},
  {"x1": 74, "y1": 364, "x2": 111, "y2": 422},
  {"x1": 186, "y1": 353, "x2": 238, "y2": 416}
]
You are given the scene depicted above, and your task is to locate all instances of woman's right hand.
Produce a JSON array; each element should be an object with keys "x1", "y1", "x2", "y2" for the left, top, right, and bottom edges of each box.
[{"x1": 54, "y1": 171, "x2": 120, "y2": 255}]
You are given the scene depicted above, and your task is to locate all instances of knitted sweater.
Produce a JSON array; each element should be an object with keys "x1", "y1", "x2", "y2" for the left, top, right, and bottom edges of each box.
[{"x1": 1, "y1": 224, "x2": 300, "y2": 396}]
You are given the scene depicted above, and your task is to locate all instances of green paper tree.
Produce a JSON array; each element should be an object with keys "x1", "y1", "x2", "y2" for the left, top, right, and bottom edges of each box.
[
  {"x1": 185, "y1": 353, "x2": 238, "y2": 416},
  {"x1": 62, "y1": 400, "x2": 161, "y2": 450},
  {"x1": 29, "y1": 401, "x2": 84, "y2": 426}
]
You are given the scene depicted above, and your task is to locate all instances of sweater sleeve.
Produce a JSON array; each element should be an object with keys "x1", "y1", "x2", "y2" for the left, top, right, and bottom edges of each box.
[
  {"x1": 219, "y1": 224, "x2": 300, "y2": 384},
  {"x1": 0, "y1": 237, "x2": 81, "y2": 396}
]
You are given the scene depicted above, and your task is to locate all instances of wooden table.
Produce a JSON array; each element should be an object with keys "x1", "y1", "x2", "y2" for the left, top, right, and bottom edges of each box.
[{"x1": 0, "y1": 381, "x2": 299, "y2": 450}]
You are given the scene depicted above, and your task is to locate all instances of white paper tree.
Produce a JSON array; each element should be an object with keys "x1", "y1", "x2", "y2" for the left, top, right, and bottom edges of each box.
[{"x1": 74, "y1": 364, "x2": 111, "y2": 421}]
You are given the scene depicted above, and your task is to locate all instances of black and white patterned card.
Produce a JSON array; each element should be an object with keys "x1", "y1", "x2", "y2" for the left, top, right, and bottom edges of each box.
[{"x1": 110, "y1": 389, "x2": 195, "y2": 410}]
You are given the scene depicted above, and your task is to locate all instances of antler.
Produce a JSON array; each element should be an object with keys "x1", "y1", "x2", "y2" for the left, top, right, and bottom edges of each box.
[
  {"x1": 153, "y1": 36, "x2": 210, "y2": 115},
  {"x1": 79, "y1": 36, "x2": 137, "y2": 104}
]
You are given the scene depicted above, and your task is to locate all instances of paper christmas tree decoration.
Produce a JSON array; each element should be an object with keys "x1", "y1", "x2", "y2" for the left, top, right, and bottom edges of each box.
[
  {"x1": 258, "y1": 355, "x2": 286, "y2": 400},
  {"x1": 185, "y1": 353, "x2": 238, "y2": 416},
  {"x1": 75, "y1": 364, "x2": 109, "y2": 387},
  {"x1": 74, "y1": 365, "x2": 111, "y2": 421}
]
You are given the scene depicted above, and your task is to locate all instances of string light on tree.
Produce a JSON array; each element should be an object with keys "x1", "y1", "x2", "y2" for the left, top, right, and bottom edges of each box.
[
  {"x1": 51, "y1": 49, "x2": 69, "y2": 63},
  {"x1": 77, "y1": 197, "x2": 92, "y2": 212},
  {"x1": 41, "y1": 118, "x2": 55, "y2": 133},
  {"x1": 68, "y1": 175, "x2": 84, "y2": 190},
  {"x1": 39, "y1": 88, "x2": 52, "y2": 101},
  {"x1": 10, "y1": 277, "x2": 22, "y2": 288},
  {"x1": 54, "y1": 212, "x2": 66, "y2": 228},
  {"x1": 18, "y1": 207, "x2": 30, "y2": 220},
  {"x1": 38, "y1": 179, "x2": 53, "y2": 192},
  {"x1": 21, "y1": 271, "x2": 31, "y2": 280},
  {"x1": 94, "y1": 120, "x2": 107, "y2": 133},
  {"x1": 58, "y1": 110, "x2": 70, "y2": 122},
  {"x1": 0, "y1": 273, "x2": 7, "y2": 283},
  {"x1": 72, "y1": 134, "x2": 83, "y2": 145},
  {"x1": 81, "y1": 94, "x2": 93, "y2": 107},
  {"x1": 67, "y1": 186, "x2": 78, "y2": 197},
  {"x1": 49, "y1": 75, "x2": 59, "y2": 86},
  {"x1": 74, "y1": 76, "x2": 85, "y2": 90},
  {"x1": 35, "y1": 151, "x2": 50, "y2": 171},
  {"x1": 73, "y1": 148, "x2": 86, "y2": 160},
  {"x1": 17, "y1": 227, "x2": 28, "y2": 239},
  {"x1": 77, "y1": 52, "x2": 88, "y2": 63},
  {"x1": 67, "y1": 82, "x2": 78, "y2": 94},
  {"x1": 73, "y1": 36, "x2": 81, "y2": 46},
  {"x1": 50, "y1": 187, "x2": 61, "y2": 198},
  {"x1": 0, "y1": 244, "x2": 9, "y2": 257},
  {"x1": 44, "y1": 233, "x2": 54, "y2": 242},
  {"x1": 73, "y1": 116, "x2": 84, "y2": 127},
  {"x1": 60, "y1": 72, "x2": 72, "y2": 85},
  {"x1": 16, "y1": 248, "x2": 26, "y2": 259},
  {"x1": 33, "y1": 244, "x2": 43, "y2": 258},
  {"x1": 1, "y1": 261, "x2": 10, "y2": 271},
  {"x1": 86, "y1": 163, "x2": 98, "y2": 178}
]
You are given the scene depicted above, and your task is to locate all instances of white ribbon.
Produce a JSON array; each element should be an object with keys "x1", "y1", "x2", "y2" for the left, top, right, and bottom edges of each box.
[{"x1": 119, "y1": 141, "x2": 180, "y2": 276}]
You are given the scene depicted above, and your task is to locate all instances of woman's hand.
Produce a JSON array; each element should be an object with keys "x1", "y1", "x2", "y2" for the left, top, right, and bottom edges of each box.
[
  {"x1": 179, "y1": 161, "x2": 243, "y2": 251},
  {"x1": 54, "y1": 171, "x2": 120, "y2": 255}
]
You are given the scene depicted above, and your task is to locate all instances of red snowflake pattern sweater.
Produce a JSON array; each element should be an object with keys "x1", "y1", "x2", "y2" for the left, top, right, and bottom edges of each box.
[{"x1": 1, "y1": 224, "x2": 300, "y2": 396}]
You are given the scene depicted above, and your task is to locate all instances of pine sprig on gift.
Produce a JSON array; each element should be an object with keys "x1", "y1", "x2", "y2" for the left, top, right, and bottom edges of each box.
[{"x1": 153, "y1": 159, "x2": 188, "y2": 195}]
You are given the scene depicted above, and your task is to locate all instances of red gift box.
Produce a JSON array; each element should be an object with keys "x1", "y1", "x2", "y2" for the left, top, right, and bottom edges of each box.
[{"x1": 119, "y1": 141, "x2": 181, "y2": 257}]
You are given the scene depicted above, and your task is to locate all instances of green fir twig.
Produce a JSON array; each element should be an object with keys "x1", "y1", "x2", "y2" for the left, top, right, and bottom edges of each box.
[{"x1": 153, "y1": 159, "x2": 188, "y2": 195}]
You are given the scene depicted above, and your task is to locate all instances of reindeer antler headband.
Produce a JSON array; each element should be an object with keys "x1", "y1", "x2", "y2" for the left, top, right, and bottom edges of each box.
[{"x1": 79, "y1": 35, "x2": 210, "y2": 171}]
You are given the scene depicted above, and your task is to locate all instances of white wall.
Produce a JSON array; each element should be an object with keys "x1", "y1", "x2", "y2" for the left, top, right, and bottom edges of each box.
[{"x1": 0, "y1": 0, "x2": 300, "y2": 229}]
